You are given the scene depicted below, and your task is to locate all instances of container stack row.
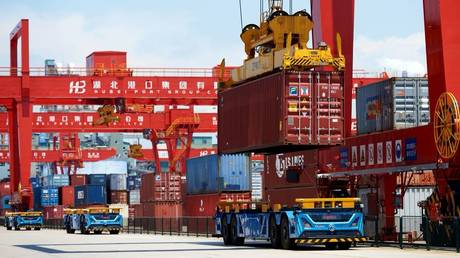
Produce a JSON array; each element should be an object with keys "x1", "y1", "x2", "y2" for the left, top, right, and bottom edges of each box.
[
  {"x1": 29, "y1": 172, "x2": 130, "y2": 220},
  {"x1": 182, "y1": 154, "x2": 252, "y2": 217}
]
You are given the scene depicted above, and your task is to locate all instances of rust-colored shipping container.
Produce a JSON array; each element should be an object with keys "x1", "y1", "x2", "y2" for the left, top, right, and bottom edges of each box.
[
  {"x1": 110, "y1": 190, "x2": 128, "y2": 204},
  {"x1": 70, "y1": 174, "x2": 87, "y2": 186},
  {"x1": 264, "y1": 186, "x2": 318, "y2": 207},
  {"x1": 183, "y1": 192, "x2": 251, "y2": 217},
  {"x1": 219, "y1": 70, "x2": 344, "y2": 154},
  {"x1": 60, "y1": 186, "x2": 74, "y2": 207},
  {"x1": 140, "y1": 173, "x2": 182, "y2": 203},
  {"x1": 129, "y1": 204, "x2": 144, "y2": 217},
  {"x1": 142, "y1": 202, "x2": 183, "y2": 218},
  {"x1": 43, "y1": 205, "x2": 65, "y2": 219},
  {"x1": 264, "y1": 149, "x2": 318, "y2": 188}
]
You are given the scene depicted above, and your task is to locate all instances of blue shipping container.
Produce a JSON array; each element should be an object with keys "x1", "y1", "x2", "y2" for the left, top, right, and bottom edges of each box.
[
  {"x1": 41, "y1": 174, "x2": 69, "y2": 187},
  {"x1": 186, "y1": 154, "x2": 250, "y2": 195},
  {"x1": 1, "y1": 195, "x2": 11, "y2": 209},
  {"x1": 33, "y1": 187, "x2": 42, "y2": 211},
  {"x1": 87, "y1": 174, "x2": 107, "y2": 185},
  {"x1": 41, "y1": 187, "x2": 59, "y2": 207},
  {"x1": 74, "y1": 185, "x2": 107, "y2": 207},
  {"x1": 127, "y1": 176, "x2": 141, "y2": 190}
]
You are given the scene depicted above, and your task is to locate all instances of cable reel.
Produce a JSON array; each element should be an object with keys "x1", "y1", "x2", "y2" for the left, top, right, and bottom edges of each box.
[{"x1": 434, "y1": 92, "x2": 460, "y2": 159}]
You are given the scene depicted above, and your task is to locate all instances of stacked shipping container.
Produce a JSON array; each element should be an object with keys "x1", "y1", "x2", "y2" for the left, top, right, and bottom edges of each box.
[
  {"x1": 139, "y1": 173, "x2": 183, "y2": 218},
  {"x1": 356, "y1": 77, "x2": 429, "y2": 135},
  {"x1": 184, "y1": 154, "x2": 252, "y2": 217}
]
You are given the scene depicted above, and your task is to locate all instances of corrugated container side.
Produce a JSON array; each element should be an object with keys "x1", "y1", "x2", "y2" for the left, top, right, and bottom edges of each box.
[
  {"x1": 110, "y1": 190, "x2": 128, "y2": 204},
  {"x1": 110, "y1": 174, "x2": 127, "y2": 191},
  {"x1": 186, "y1": 154, "x2": 250, "y2": 195},
  {"x1": 60, "y1": 186, "x2": 74, "y2": 207},
  {"x1": 219, "y1": 70, "x2": 344, "y2": 153},
  {"x1": 127, "y1": 176, "x2": 141, "y2": 190},
  {"x1": 220, "y1": 154, "x2": 250, "y2": 191},
  {"x1": 0, "y1": 182, "x2": 10, "y2": 196},
  {"x1": 74, "y1": 185, "x2": 107, "y2": 207},
  {"x1": 129, "y1": 204, "x2": 143, "y2": 217},
  {"x1": 142, "y1": 202, "x2": 183, "y2": 218},
  {"x1": 70, "y1": 174, "x2": 87, "y2": 186},
  {"x1": 43, "y1": 205, "x2": 65, "y2": 219},
  {"x1": 357, "y1": 77, "x2": 430, "y2": 135},
  {"x1": 140, "y1": 173, "x2": 183, "y2": 202},
  {"x1": 183, "y1": 192, "x2": 251, "y2": 217},
  {"x1": 33, "y1": 187, "x2": 42, "y2": 210},
  {"x1": 186, "y1": 155, "x2": 218, "y2": 194},
  {"x1": 41, "y1": 174, "x2": 69, "y2": 187},
  {"x1": 41, "y1": 187, "x2": 59, "y2": 207},
  {"x1": 87, "y1": 174, "x2": 107, "y2": 185},
  {"x1": 129, "y1": 189, "x2": 140, "y2": 204},
  {"x1": 264, "y1": 186, "x2": 318, "y2": 207}
]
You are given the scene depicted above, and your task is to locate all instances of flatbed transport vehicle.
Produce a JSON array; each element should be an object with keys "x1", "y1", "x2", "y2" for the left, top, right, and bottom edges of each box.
[
  {"x1": 63, "y1": 207, "x2": 123, "y2": 234},
  {"x1": 215, "y1": 198, "x2": 367, "y2": 250},
  {"x1": 4, "y1": 211, "x2": 43, "y2": 231}
]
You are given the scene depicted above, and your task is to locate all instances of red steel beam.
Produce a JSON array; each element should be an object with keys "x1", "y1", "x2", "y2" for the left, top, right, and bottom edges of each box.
[
  {"x1": 0, "y1": 76, "x2": 217, "y2": 104},
  {"x1": 0, "y1": 112, "x2": 217, "y2": 132},
  {"x1": 0, "y1": 148, "x2": 216, "y2": 163},
  {"x1": 311, "y1": 0, "x2": 355, "y2": 138}
]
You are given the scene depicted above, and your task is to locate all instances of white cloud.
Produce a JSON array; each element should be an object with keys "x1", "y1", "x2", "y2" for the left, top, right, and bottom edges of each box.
[
  {"x1": 0, "y1": 6, "x2": 244, "y2": 69},
  {"x1": 354, "y1": 32, "x2": 427, "y2": 76}
]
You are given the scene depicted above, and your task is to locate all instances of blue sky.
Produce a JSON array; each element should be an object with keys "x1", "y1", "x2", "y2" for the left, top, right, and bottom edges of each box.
[{"x1": 0, "y1": 0, "x2": 426, "y2": 75}]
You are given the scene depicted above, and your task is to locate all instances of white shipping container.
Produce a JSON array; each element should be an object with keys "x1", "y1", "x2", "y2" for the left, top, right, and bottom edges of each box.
[
  {"x1": 110, "y1": 174, "x2": 127, "y2": 191},
  {"x1": 129, "y1": 189, "x2": 140, "y2": 205},
  {"x1": 395, "y1": 187, "x2": 433, "y2": 237},
  {"x1": 77, "y1": 160, "x2": 128, "y2": 175}
]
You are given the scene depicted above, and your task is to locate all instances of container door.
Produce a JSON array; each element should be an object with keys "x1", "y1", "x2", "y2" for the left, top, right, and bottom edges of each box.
[
  {"x1": 417, "y1": 79, "x2": 430, "y2": 126},
  {"x1": 393, "y1": 79, "x2": 417, "y2": 129},
  {"x1": 285, "y1": 72, "x2": 313, "y2": 144},
  {"x1": 315, "y1": 72, "x2": 344, "y2": 144}
]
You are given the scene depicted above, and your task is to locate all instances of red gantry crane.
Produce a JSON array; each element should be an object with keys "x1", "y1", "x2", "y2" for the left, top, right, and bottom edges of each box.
[{"x1": 0, "y1": 19, "x2": 222, "y2": 210}]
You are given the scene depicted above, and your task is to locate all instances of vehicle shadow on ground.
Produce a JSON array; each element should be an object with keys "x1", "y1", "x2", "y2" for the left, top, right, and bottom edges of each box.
[{"x1": 15, "y1": 241, "x2": 365, "y2": 254}]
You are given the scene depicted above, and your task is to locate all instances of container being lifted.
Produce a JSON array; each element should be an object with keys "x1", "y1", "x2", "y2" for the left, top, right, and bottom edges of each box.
[
  {"x1": 4, "y1": 211, "x2": 43, "y2": 231},
  {"x1": 63, "y1": 207, "x2": 123, "y2": 234},
  {"x1": 219, "y1": 70, "x2": 344, "y2": 153},
  {"x1": 215, "y1": 198, "x2": 367, "y2": 250}
]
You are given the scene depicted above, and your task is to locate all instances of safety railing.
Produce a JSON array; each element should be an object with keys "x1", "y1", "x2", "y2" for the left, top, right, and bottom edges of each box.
[
  {"x1": 125, "y1": 217, "x2": 215, "y2": 237},
  {"x1": 39, "y1": 217, "x2": 215, "y2": 237},
  {"x1": 364, "y1": 215, "x2": 460, "y2": 252},
  {"x1": 0, "y1": 67, "x2": 223, "y2": 77}
]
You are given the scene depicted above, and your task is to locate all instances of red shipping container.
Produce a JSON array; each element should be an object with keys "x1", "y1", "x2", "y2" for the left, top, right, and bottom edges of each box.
[
  {"x1": 183, "y1": 192, "x2": 251, "y2": 217},
  {"x1": 60, "y1": 186, "x2": 74, "y2": 207},
  {"x1": 0, "y1": 182, "x2": 10, "y2": 196},
  {"x1": 43, "y1": 205, "x2": 65, "y2": 219},
  {"x1": 219, "y1": 70, "x2": 344, "y2": 154},
  {"x1": 110, "y1": 190, "x2": 128, "y2": 204},
  {"x1": 142, "y1": 202, "x2": 183, "y2": 218},
  {"x1": 141, "y1": 173, "x2": 183, "y2": 203},
  {"x1": 70, "y1": 175, "x2": 87, "y2": 186},
  {"x1": 129, "y1": 204, "x2": 144, "y2": 217},
  {"x1": 264, "y1": 149, "x2": 318, "y2": 188},
  {"x1": 264, "y1": 187, "x2": 318, "y2": 207}
]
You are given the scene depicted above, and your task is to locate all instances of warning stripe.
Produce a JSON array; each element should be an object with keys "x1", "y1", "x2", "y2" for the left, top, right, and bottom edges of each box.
[{"x1": 294, "y1": 237, "x2": 368, "y2": 244}]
